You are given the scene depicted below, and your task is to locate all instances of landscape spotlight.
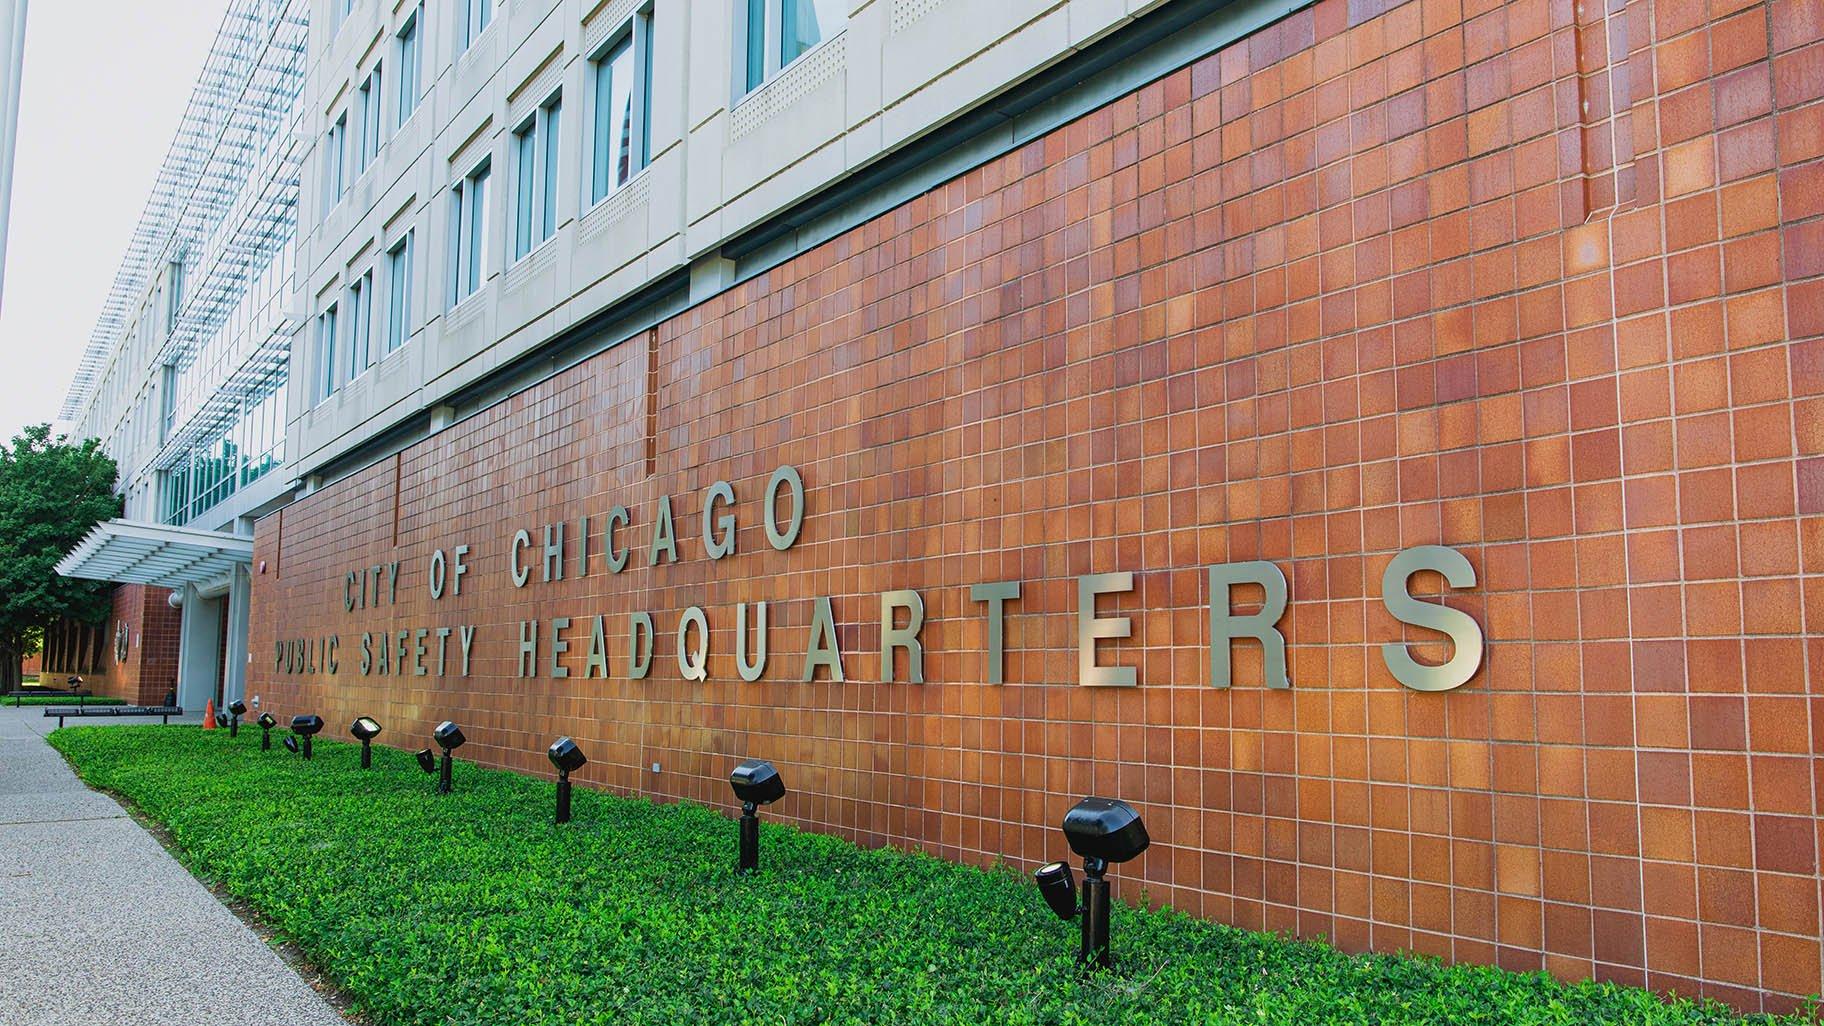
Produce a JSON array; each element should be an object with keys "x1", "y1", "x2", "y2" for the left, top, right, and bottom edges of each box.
[
  {"x1": 214, "y1": 710, "x2": 229, "y2": 728},
  {"x1": 1032, "y1": 796, "x2": 1151, "y2": 969},
  {"x1": 257, "y1": 712, "x2": 278, "y2": 751},
  {"x1": 228, "y1": 700, "x2": 247, "y2": 737},
  {"x1": 431, "y1": 721, "x2": 465, "y2": 794},
  {"x1": 349, "y1": 717, "x2": 383, "y2": 769},
  {"x1": 283, "y1": 736, "x2": 299, "y2": 755},
  {"x1": 414, "y1": 749, "x2": 436, "y2": 774},
  {"x1": 546, "y1": 737, "x2": 587, "y2": 824},
  {"x1": 290, "y1": 714, "x2": 324, "y2": 760},
  {"x1": 728, "y1": 759, "x2": 786, "y2": 873}
]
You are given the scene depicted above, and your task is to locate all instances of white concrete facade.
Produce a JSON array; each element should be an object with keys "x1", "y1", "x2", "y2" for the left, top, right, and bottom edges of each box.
[{"x1": 290, "y1": 0, "x2": 1179, "y2": 477}]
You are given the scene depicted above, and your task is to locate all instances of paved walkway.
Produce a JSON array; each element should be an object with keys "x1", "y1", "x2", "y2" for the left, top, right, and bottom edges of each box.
[{"x1": 0, "y1": 706, "x2": 348, "y2": 1025}]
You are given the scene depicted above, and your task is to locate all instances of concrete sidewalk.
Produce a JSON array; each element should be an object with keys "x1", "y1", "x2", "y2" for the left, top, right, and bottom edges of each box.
[{"x1": 0, "y1": 707, "x2": 348, "y2": 1025}]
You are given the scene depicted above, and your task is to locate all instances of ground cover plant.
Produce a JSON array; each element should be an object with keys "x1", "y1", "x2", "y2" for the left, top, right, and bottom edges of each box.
[
  {"x1": 51, "y1": 726, "x2": 1813, "y2": 1026},
  {"x1": 10, "y1": 693, "x2": 126, "y2": 706}
]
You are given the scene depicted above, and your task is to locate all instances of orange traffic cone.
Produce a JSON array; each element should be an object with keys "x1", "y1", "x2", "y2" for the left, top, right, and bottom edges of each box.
[{"x1": 203, "y1": 699, "x2": 217, "y2": 730}]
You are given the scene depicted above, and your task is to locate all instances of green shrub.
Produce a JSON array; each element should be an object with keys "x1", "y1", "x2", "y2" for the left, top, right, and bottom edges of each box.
[
  {"x1": 50, "y1": 727, "x2": 1809, "y2": 1026},
  {"x1": 9, "y1": 694, "x2": 127, "y2": 706}
]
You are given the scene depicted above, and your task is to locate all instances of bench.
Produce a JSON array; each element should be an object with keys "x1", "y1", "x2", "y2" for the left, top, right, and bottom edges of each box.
[
  {"x1": 7, "y1": 689, "x2": 91, "y2": 707},
  {"x1": 43, "y1": 706, "x2": 183, "y2": 729}
]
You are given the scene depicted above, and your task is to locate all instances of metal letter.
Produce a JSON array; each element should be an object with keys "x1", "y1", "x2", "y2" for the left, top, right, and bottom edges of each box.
[
  {"x1": 387, "y1": 562, "x2": 399, "y2": 603},
  {"x1": 628, "y1": 612, "x2": 654, "y2": 679},
  {"x1": 327, "y1": 636, "x2": 338, "y2": 675},
  {"x1": 429, "y1": 549, "x2": 447, "y2": 599},
  {"x1": 517, "y1": 620, "x2": 538, "y2": 677},
  {"x1": 1381, "y1": 545, "x2": 1484, "y2": 692},
  {"x1": 880, "y1": 590, "x2": 926, "y2": 684},
  {"x1": 435, "y1": 627, "x2": 452, "y2": 676},
  {"x1": 649, "y1": 495, "x2": 678, "y2": 566},
  {"x1": 510, "y1": 529, "x2": 531, "y2": 587},
  {"x1": 584, "y1": 615, "x2": 609, "y2": 679},
  {"x1": 677, "y1": 606, "x2": 709, "y2": 681},
  {"x1": 451, "y1": 544, "x2": 469, "y2": 596},
  {"x1": 458, "y1": 625, "x2": 476, "y2": 676},
  {"x1": 1077, "y1": 573, "x2": 1136, "y2": 687},
  {"x1": 359, "y1": 633, "x2": 372, "y2": 675},
  {"x1": 1208, "y1": 561, "x2": 1291, "y2": 689},
  {"x1": 394, "y1": 631, "x2": 409, "y2": 676},
  {"x1": 801, "y1": 596, "x2": 845, "y2": 682},
  {"x1": 549, "y1": 616, "x2": 570, "y2": 678},
  {"x1": 543, "y1": 522, "x2": 565, "y2": 582},
  {"x1": 375, "y1": 633, "x2": 391, "y2": 675},
  {"x1": 703, "y1": 480, "x2": 736, "y2": 559},
  {"x1": 765, "y1": 465, "x2": 805, "y2": 551},
  {"x1": 343, "y1": 571, "x2": 355, "y2": 612},
  {"x1": 577, "y1": 515, "x2": 591, "y2": 577},
  {"x1": 736, "y1": 601, "x2": 767, "y2": 682},
  {"x1": 605, "y1": 506, "x2": 629, "y2": 573},
  {"x1": 969, "y1": 581, "x2": 1020, "y2": 684},
  {"x1": 412, "y1": 628, "x2": 428, "y2": 676}
]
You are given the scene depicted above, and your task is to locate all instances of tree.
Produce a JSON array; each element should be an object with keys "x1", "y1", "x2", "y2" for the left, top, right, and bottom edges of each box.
[{"x1": 0, "y1": 425, "x2": 121, "y2": 691}]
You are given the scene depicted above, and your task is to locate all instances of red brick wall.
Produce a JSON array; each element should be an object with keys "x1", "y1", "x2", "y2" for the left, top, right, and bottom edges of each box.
[
  {"x1": 252, "y1": 0, "x2": 1824, "y2": 1012},
  {"x1": 92, "y1": 584, "x2": 181, "y2": 705}
]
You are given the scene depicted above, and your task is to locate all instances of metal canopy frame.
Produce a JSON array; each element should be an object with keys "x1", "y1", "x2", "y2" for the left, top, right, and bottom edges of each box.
[
  {"x1": 55, "y1": 519, "x2": 253, "y2": 591},
  {"x1": 58, "y1": 0, "x2": 308, "y2": 428}
]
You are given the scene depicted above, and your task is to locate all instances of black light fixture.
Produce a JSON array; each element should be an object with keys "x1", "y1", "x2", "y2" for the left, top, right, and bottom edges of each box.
[
  {"x1": 431, "y1": 721, "x2": 465, "y2": 794},
  {"x1": 289, "y1": 714, "x2": 324, "y2": 760},
  {"x1": 728, "y1": 759, "x2": 786, "y2": 873},
  {"x1": 349, "y1": 717, "x2": 383, "y2": 769},
  {"x1": 214, "y1": 710, "x2": 229, "y2": 728},
  {"x1": 257, "y1": 712, "x2": 278, "y2": 751},
  {"x1": 546, "y1": 737, "x2": 587, "y2": 824},
  {"x1": 228, "y1": 700, "x2": 247, "y2": 738},
  {"x1": 414, "y1": 748, "x2": 436, "y2": 774},
  {"x1": 283, "y1": 736, "x2": 299, "y2": 754},
  {"x1": 1033, "y1": 797, "x2": 1151, "y2": 969}
]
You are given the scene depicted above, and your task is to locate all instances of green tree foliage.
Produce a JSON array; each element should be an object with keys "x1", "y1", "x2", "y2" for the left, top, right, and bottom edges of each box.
[{"x1": 0, "y1": 424, "x2": 121, "y2": 689}]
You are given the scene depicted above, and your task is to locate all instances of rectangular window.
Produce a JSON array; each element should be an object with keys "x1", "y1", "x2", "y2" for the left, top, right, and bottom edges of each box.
[
  {"x1": 384, "y1": 232, "x2": 413, "y2": 353},
  {"x1": 356, "y1": 64, "x2": 382, "y2": 169},
  {"x1": 740, "y1": 0, "x2": 843, "y2": 96},
  {"x1": 511, "y1": 94, "x2": 561, "y2": 261},
  {"x1": 159, "y1": 363, "x2": 176, "y2": 440},
  {"x1": 448, "y1": 159, "x2": 490, "y2": 305},
  {"x1": 460, "y1": 0, "x2": 493, "y2": 51},
  {"x1": 165, "y1": 260, "x2": 184, "y2": 334},
  {"x1": 346, "y1": 269, "x2": 374, "y2": 380},
  {"x1": 395, "y1": 6, "x2": 422, "y2": 129},
  {"x1": 324, "y1": 110, "x2": 348, "y2": 208},
  {"x1": 314, "y1": 304, "x2": 338, "y2": 403},
  {"x1": 589, "y1": 11, "x2": 651, "y2": 206}
]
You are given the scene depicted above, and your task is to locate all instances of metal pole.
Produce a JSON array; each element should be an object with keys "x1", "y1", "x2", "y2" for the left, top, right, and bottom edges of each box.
[
  {"x1": 437, "y1": 750, "x2": 452, "y2": 794},
  {"x1": 229, "y1": 715, "x2": 239, "y2": 738},
  {"x1": 1081, "y1": 859, "x2": 1111, "y2": 969},
  {"x1": 738, "y1": 803, "x2": 759, "y2": 872},
  {"x1": 556, "y1": 771, "x2": 572, "y2": 824},
  {"x1": 261, "y1": 726, "x2": 271, "y2": 750},
  {"x1": 301, "y1": 736, "x2": 313, "y2": 760},
  {"x1": 360, "y1": 739, "x2": 372, "y2": 769}
]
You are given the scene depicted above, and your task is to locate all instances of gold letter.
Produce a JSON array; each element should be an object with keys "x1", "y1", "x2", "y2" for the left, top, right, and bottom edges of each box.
[
  {"x1": 1208, "y1": 561, "x2": 1290, "y2": 689},
  {"x1": 736, "y1": 601, "x2": 767, "y2": 682},
  {"x1": 1381, "y1": 545, "x2": 1484, "y2": 692},
  {"x1": 1077, "y1": 573, "x2": 1135, "y2": 687},
  {"x1": 880, "y1": 590, "x2": 925, "y2": 683},
  {"x1": 801, "y1": 596, "x2": 844, "y2": 682}
]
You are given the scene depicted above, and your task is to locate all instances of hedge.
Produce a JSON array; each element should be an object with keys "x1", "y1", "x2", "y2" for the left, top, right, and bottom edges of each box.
[
  {"x1": 50, "y1": 727, "x2": 1809, "y2": 1026},
  {"x1": 9, "y1": 694, "x2": 127, "y2": 706}
]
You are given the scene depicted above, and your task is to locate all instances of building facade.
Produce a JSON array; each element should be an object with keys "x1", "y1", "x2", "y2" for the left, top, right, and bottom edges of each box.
[
  {"x1": 54, "y1": 0, "x2": 307, "y2": 707},
  {"x1": 55, "y1": 0, "x2": 1824, "y2": 1015}
]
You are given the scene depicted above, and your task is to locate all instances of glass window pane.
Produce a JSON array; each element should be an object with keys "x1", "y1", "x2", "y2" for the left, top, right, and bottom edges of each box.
[
  {"x1": 513, "y1": 128, "x2": 534, "y2": 258},
  {"x1": 745, "y1": 0, "x2": 766, "y2": 92},
  {"x1": 467, "y1": 168, "x2": 488, "y2": 293},
  {"x1": 542, "y1": 101, "x2": 560, "y2": 240},
  {"x1": 780, "y1": 0, "x2": 843, "y2": 66}
]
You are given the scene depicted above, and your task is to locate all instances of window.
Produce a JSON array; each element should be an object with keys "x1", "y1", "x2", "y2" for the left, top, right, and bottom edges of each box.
[
  {"x1": 315, "y1": 303, "x2": 338, "y2": 402},
  {"x1": 739, "y1": 0, "x2": 843, "y2": 95},
  {"x1": 512, "y1": 94, "x2": 561, "y2": 261},
  {"x1": 395, "y1": 6, "x2": 422, "y2": 129},
  {"x1": 159, "y1": 363, "x2": 176, "y2": 440},
  {"x1": 323, "y1": 110, "x2": 348, "y2": 208},
  {"x1": 338, "y1": 0, "x2": 355, "y2": 25},
  {"x1": 356, "y1": 64, "x2": 383, "y2": 170},
  {"x1": 165, "y1": 260, "x2": 184, "y2": 334},
  {"x1": 448, "y1": 159, "x2": 490, "y2": 305},
  {"x1": 460, "y1": 0, "x2": 492, "y2": 51},
  {"x1": 384, "y1": 232, "x2": 413, "y2": 353},
  {"x1": 589, "y1": 11, "x2": 651, "y2": 205},
  {"x1": 346, "y1": 269, "x2": 374, "y2": 380}
]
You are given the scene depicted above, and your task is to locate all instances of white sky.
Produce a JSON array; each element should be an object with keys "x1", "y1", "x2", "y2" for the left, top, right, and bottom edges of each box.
[{"x1": 0, "y1": 0, "x2": 232, "y2": 442}]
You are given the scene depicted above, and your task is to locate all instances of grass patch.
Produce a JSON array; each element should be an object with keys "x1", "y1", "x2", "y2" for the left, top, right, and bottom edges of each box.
[
  {"x1": 8, "y1": 694, "x2": 127, "y2": 706},
  {"x1": 50, "y1": 727, "x2": 1807, "y2": 1026}
]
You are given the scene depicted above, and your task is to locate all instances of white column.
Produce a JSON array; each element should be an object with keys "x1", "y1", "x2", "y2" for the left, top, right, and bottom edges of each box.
[
  {"x1": 223, "y1": 563, "x2": 252, "y2": 705},
  {"x1": 174, "y1": 583, "x2": 223, "y2": 711},
  {"x1": 0, "y1": 0, "x2": 27, "y2": 315}
]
